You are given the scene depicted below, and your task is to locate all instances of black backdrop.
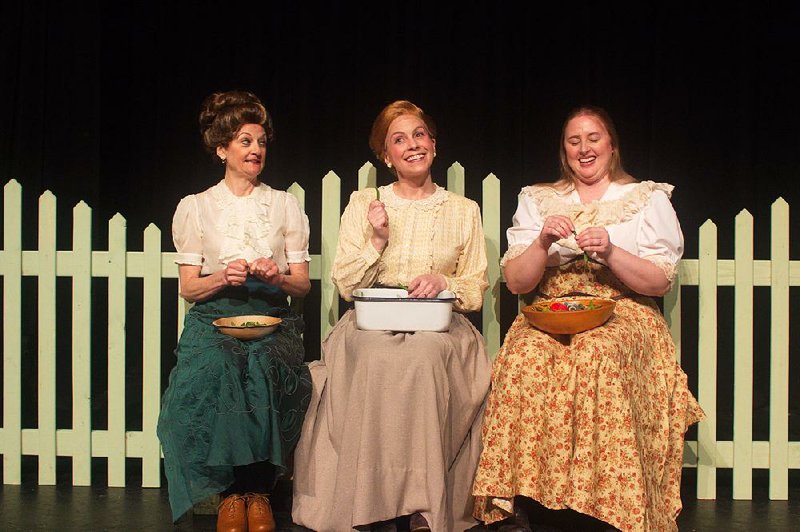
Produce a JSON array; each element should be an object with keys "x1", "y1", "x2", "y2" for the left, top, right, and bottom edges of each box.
[
  {"x1": 2, "y1": 2, "x2": 798, "y2": 251},
  {"x1": 1, "y1": 2, "x2": 798, "y2": 448}
]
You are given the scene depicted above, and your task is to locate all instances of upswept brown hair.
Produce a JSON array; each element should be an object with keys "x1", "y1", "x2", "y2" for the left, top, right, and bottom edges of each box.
[
  {"x1": 198, "y1": 91, "x2": 274, "y2": 155},
  {"x1": 554, "y1": 105, "x2": 635, "y2": 189},
  {"x1": 369, "y1": 100, "x2": 437, "y2": 169}
]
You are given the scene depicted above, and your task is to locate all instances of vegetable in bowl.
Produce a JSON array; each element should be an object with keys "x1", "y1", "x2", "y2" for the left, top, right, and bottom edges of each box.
[{"x1": 212, "y1": 315, "x2": 282, "y2": 339}]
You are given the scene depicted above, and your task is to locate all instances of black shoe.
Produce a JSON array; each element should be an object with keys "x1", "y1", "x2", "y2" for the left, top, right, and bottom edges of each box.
[
  {"x1": 369, "y1": 518, "x2": 398, "y2": 532},
  {"x1": 409, "y1": 512, "x2": 431, "y2": 531},
  {"x1": 493, "y1": 505, "x2": 533, "y2": 532}
]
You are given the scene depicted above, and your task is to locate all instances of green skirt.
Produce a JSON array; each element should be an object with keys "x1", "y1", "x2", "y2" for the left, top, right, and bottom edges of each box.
[{"x1": 157, "y1": 278, "x2": 312, "y2": 522}]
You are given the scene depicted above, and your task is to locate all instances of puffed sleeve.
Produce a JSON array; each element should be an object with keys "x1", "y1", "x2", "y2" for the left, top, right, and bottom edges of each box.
[
  {"x1": 172, "y1": 195, "x2": 204, "y2": 266},
  {"x1": 283, "y1": 193, "x2": 311, "y2": 263},
  {"x1": 500, "y1": 190, "x2": 543, "y2": 267},
  {"x1": 331, "y1": 191, "x2": 383, "y2": 301},
  {"x1": 445, "y1": 201, "x2": 489, "y2": 312},
  {"x1": 637, "y1": 190, "x2": 684, "y2": 285}
]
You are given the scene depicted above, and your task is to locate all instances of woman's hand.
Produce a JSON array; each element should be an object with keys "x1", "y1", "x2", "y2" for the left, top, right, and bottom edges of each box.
[
  {"x1": 222, "y1": 259, "x2": 249, "y2": 286},
  {"x1": 576, "y1": 226, "x2": 613, "y2": 260},
  {"x1": 368, "y1": 199, "x2": 389, "y2": 251},
  {"x1": 536, "y1": 215, "x2": 574, "y2": 250},
  {"x1": 407, "y1": 273, "x2": 447, "y2": 298},
  {"x1": 249, "y1": 257, "x2": 282, "y2": 285}
]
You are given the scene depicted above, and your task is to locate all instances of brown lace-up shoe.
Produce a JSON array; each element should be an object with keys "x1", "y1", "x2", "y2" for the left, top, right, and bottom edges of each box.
[
  {"x1": 246, "y1": 493, "x2": 276, "y2": 532},
  {"x1": 217, "y1": 493, "x2": 247, "y2": 532}
]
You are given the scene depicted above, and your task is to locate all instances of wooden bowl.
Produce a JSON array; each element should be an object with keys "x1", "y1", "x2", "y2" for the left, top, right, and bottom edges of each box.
[
  {"x1": 212, "y1": 315, "x2": 282, "y2": 340},
  {"x1": 522, "y1": 297, "x2": 616, "y2": 335}
]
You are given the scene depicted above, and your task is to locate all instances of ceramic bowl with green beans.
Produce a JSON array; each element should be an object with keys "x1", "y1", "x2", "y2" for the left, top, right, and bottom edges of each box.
[{"x1": 212, "y1": 315, "x2": 282, "y2": 340}]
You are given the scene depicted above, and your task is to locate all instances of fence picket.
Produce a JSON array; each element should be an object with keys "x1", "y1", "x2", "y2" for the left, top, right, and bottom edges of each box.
[
  {"x1": 482, "y1": 174, "x2": 501, "y2": 357},
  {"x1": 107, "y1": 213, "x2": 127, "y2": 487},
  {"x1": 142, "y1": 224, "x2": 162, "y2": 487},
  {"x1": 733, "y1": 210, "x2": 754, "y2": 499},
  {"x1": 769, "y1": 198, "x2": 790, "y2": 499},
  {"x1": 447, "y1": 162, "x2": 464, "y2": 196},
  {"x1": 72, "y1": 202, "x2": 93, "y2": 486},
  {"x1": 288, "y1": 182, "x2": 305, "y2": 206},
  {"x1": 447, "y1": 162, "x2": 465, "y2": 196},
  {"x1": 2, "y1": 180, "x2": 22, "y2": 484},
  {"x1": 37, "y1": 191, "x2": 57, "y2": 484},
  {"x1": 357, "y1": 162, "x2": 376, "y2": 192},
  {"x1": 697, "y1": 220, "x2": 718, "y2": 499},
  {"x1": 320, "y1": 171, "x2": 341, "y2": 341}
]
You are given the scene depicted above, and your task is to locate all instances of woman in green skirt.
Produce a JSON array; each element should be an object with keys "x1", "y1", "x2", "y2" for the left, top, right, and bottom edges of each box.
[{"x1": 157, "y1": 90, "x2": 312, "y2": 532}]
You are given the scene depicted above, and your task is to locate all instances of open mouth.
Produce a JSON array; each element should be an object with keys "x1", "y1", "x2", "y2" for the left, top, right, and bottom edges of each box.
[
  {"x1": 579, "y1": 156, "x2": 596, "y2": 165},
  {"x1": 405, "y1": 153, "x2": 426, "y2": 162}
]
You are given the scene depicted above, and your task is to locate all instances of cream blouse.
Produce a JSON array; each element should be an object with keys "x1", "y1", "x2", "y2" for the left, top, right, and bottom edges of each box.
[
  {"x1": 332, "y1": 184, "x2": 489, "y2": 312},
  {"x1": 172, "y1": 180, "x2": 311, "y2": 275},
  {"x1": 502, "y1": 180, "x2": 684, "y2": 283}
]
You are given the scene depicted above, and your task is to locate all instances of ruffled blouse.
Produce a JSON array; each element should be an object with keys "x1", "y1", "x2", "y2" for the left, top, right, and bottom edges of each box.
[
  {"x1": 502, "y1": 180, "x2": 684, "y2": 283},
  {"x1": 332, "y1": 184, "x2": 489, "y2": 312},
  {"x1": 172, "y1": 180, "x2": 311, "y2": 275}
]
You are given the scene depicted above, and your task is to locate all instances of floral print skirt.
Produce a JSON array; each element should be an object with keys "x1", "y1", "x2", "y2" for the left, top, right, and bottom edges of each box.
[{"x1": 472, "y1": 263, "x2": 704, "y2": 532}]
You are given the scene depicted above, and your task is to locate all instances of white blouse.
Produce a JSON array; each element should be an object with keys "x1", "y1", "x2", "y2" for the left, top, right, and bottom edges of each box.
[
  {"x1": 502, "y1": 180, "x2": 684, "y2": 283},
  {"x1": 172, "y1": 180, "x2": 311, "y2": 275}
]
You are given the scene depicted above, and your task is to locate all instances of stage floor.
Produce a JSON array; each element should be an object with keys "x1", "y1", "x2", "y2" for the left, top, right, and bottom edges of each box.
[{"x1": 1, "y1": 467, "x2": 797, "y2": 531}]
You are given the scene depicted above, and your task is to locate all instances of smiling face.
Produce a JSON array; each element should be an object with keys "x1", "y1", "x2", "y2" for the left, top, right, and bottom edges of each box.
[
  {"x1": 562, "y1": 113, "x2": 615, "y2": 187},
  {"x1": 383, "y1": 114, "x2": 436, "y2": 180},
  {"x1": 216, "y1": 123, "x2": 267, "y2": 180}
]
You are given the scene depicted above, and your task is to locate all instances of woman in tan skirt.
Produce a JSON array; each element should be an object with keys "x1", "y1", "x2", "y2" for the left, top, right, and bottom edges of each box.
[
  {"x1": 472, "y1": 106, "x2": 704, "y2": 532},
  {"x1": 292, "y1": 100, "x2": 491, "y2": 531}
]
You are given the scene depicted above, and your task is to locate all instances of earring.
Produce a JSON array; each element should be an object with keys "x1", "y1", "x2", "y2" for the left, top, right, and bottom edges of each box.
[
  {"x1": 220, "y1": 157, "x2": 226, "y2": 165},
  {"x1": 433, "y1": 152, "x2": 437, "y2": 158},
  {"x1": 386, "y1": 162, "x2": 392, "y2": 168}
]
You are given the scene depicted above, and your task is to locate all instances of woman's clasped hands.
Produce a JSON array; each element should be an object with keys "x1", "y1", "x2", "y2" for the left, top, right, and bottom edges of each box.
[
  {"x1": 538, "y1": 215, "x2": 613, "y2": 261},
  {"x1": 221, "y1": 257, "x2": 283, "y2": 287},
  {"x1": 221, "y1": 259, "x2": 249, "y2": 286}
]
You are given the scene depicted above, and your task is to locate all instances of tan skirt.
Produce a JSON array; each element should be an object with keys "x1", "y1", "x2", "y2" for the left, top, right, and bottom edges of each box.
[
  {"x1": 472, "y1": 264, "x2": 704, "y2": 532},
  {"x1": 292, "y1": 310, "x2": 491, "y2": 532}
]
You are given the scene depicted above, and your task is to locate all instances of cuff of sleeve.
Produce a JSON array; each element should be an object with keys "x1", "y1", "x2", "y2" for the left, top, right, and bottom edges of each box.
[
  {"x1": 500, "y1": 243, "x2": 530, "y2": 268},
  {"x1": 286, "y1": 250, "x2": 311, "y2": 263},
  {"x1": 445, "y1": 276, "x2": 486, "y2": 313},
  {"x1": 361, "y1": 242, "x2": 382, "y2": 266},
  {"x1": 445, "y1": 276, "x2": 457, "y2": 297},
  {"x1": 642, "y1": 255, "x2": 678, "y2": 287},
  {"x1": 174, "y1": 252, "x2": 203, "y2": 266},
  {"x1": 446, "y1": 277, "x2": 466, "y2": 312}
]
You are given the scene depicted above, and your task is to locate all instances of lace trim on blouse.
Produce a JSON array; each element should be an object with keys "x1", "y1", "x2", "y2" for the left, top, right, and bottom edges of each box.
[
  {"x1": 520, "y1": 180, "x2": 675, "y2": 254},
  {"x1": 500, "y1": 243, "x2": 530, "y2": 268},
  {"x1": 379, "y1": 183, "x2": 449, "y2": 211},
  {"x1": 209, "y1": 180, "x2": 274, "y2": 264},
  {"x1": 174, "y1": 252, "x2": 203, "y2": 266},
  {"x1": 644, "y1": 255, "x2": 679, "y2": 286}
]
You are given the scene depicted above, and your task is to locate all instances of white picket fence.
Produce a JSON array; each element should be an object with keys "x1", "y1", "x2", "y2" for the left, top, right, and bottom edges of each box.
[{"x1": 0, "y1": 163, "x2": 797, "y2": 501}]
